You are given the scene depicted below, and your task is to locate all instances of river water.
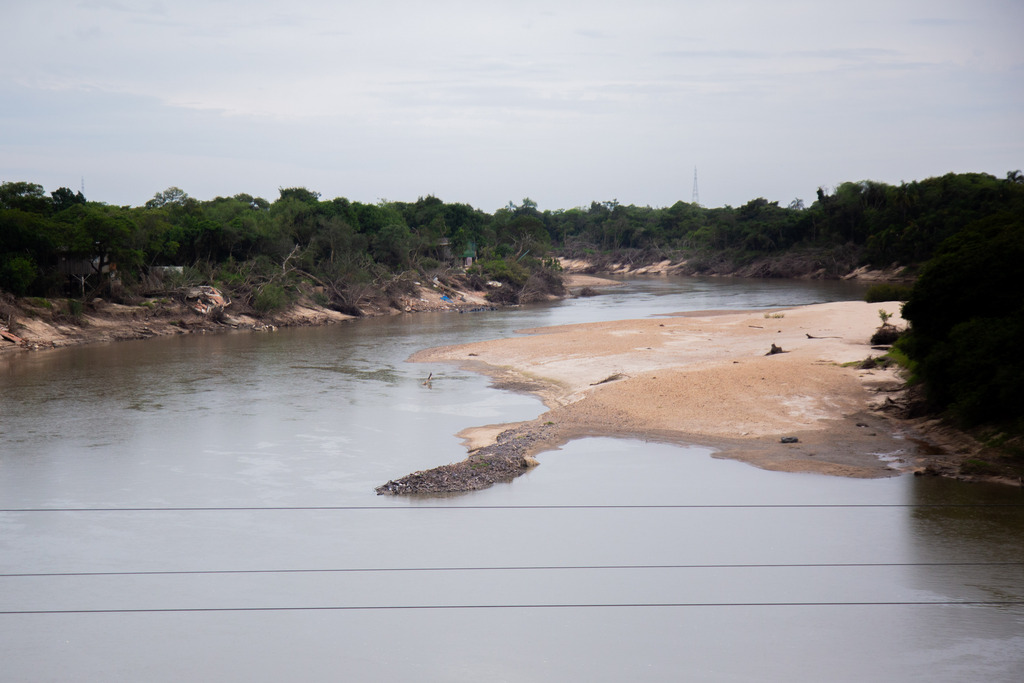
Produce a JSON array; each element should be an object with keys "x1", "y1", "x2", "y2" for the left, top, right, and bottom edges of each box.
[{"x1": 1, "y1": 277, "x2": 1021, "y2": 682}]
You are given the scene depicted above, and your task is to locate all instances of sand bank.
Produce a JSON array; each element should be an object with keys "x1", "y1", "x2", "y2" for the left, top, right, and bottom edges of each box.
[{"x1": 406, "y1": 301, "x2": 923, "y2": 483}]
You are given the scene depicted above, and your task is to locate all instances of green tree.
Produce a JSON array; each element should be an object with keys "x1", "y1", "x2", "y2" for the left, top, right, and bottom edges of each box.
[
  {"x1": 51, "y1": 187, "x2": 87, "y2": 213},
  {"x1": 277, "y1": 187, "x2": 321, "y2": 204},
  {"x1": 0, "y1": 181, "x2": 49, "y2": 213},
  {"x1": 371, "y1": 223, "x2": 415, "y2": 268},
  {"x1": 145, "y1": 186, "x2": 191, "y2": 209},
  {"x1": 900, "y1": 213, "x2": 1024, "y2": 425},
  {"x1": 51, "y1": 204, "x2": 141, "y2": 283}
]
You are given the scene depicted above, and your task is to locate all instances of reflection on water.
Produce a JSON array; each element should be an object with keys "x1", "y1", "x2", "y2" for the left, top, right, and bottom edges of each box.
[
  {"x1": 288, "y1": 364, "x2": 402, "y2": 384},
  {"x1": 909, "y1": 476, "x2": 1024, "y2": 606},
  {"x1": 1, "y1": 277, "x2": 1021, "y2": 682}
]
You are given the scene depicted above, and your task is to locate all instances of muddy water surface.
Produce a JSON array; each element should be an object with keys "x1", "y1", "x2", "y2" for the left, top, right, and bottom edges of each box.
[{"x1": 1, "y1": 277, "x2": 1021, "y2": 682}]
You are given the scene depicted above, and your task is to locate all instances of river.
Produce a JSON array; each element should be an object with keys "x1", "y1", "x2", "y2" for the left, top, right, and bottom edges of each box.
[{"x1": 1, "y1": 276, "x2": 1021, "y2": 682}]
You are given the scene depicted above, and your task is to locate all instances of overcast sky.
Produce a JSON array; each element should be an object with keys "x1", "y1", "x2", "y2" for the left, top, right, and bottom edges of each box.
[{"x1": 2, "y1": 0, "x2": 1022, "y2": 211}]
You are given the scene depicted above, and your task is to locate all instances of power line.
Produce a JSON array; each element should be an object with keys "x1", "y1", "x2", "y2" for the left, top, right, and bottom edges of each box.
[
  {"x1": 3, "y1": 601, "x2": 1022, "y2": 616},
  {"x1": 3, "y1": 503, "x2": 1022, "y2": 513},
  {"x1": 3, "y1": 561, "x2": 1021, "y2": 579}
]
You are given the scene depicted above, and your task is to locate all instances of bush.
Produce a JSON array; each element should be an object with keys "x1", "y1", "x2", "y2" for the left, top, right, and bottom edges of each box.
[
  {"x1": 473, "y1": 257, "x2": 529, "y2": 287},
  {"x1": 485, "y1": 285, "x2": 520, "y2": 305},
  {"x1": 466, "y1": 272, "x2": 489, "y2": 290},
  {"x1": 253, "y1": 283, "x2": 290, "y2": 313},
  {"x1": 56, "y1": 298, "x2": 86, "y2": 325},
  {"x1": 0, "y1": 255, "x2": 37, "y2": 296},
  {"x1": 864, "y1": 283, "x2": 913, "y2": 303},
  {"x1": 856, "y1": 355, "x2": 895, "y2": 370},
  {"x1": 870, "y1": 325, "x2": 903, "y2": 345},
  {"x1": 520, "y1": 268, "x2": 566, "y2": 303}
]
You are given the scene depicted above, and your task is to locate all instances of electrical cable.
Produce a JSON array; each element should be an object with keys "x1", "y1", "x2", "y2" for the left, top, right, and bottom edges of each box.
[
  {"x1": 2, "y1": 600, "x2": 1023, "y2": 616},
  {"x1": 2, "y1": 561, "x2": 1022, "y2": 579},
  {"x1": 3, "y1": 503, "x2": 1023, "y2": 513}
]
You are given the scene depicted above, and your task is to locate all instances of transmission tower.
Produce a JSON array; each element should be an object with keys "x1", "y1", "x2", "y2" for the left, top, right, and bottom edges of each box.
[{"x1": 691, "y1": 167, "x2": 700, "y2": 206}]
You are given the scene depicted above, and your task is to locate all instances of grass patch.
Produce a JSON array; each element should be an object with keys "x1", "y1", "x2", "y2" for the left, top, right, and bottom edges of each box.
[
  {"x1": 27, "y1": 297, "x2": 52, "y2": 309},
  {"x1": 959, "y1": 458, "x2": 1002, "y2": 476},
  {"x1": 885, "y1": 346, "x2": 912, "y2": 370},
  {"x1": 847, "y1": 348, "x2": 913, "y2": 371}
]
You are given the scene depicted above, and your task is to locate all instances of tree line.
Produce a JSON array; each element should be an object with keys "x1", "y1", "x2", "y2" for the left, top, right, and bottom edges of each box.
[
  {"x1": 3, "y1": 171, "x2": 1022, "y2": 301},
  {"x1": 2, "y1": 171, "x2": 1022, "y2": 434},
  {"x1": 551, "y1": 171, "x2": 1024, "y2": 271},
  {"x1": 1, "y1": 182, "x2": 573, "y2": 309}
]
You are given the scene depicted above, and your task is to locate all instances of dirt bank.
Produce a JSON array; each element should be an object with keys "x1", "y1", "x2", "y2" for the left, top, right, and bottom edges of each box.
[
  {"x1": 0, "y1": 275, "x2": 512, "y2": 354},
  {"x1": 0, "y1": 271, "x2": 614, "y2": 355},
  {"x1": 557, "y1": 255, "x2": 913, "y2": 282}
]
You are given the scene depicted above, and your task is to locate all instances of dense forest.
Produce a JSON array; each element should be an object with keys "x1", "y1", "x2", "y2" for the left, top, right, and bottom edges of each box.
[
  {"x1": 2, "y1": 171, "x2": 1023, "y2": 437},
  {"x1": 3, "y1": 171, "x2": 1023, "y2": 305}
]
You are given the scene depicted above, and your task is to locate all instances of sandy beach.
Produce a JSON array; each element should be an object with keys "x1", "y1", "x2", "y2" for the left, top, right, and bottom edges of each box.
[{"x1": 406, "y1": 299, "x2": 921, "y2": 483}]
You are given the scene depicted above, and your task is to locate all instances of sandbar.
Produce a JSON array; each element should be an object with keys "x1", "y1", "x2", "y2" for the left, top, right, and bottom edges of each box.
[{"x1": 406, "y1": 300, "x2": 919, "y2": 482}]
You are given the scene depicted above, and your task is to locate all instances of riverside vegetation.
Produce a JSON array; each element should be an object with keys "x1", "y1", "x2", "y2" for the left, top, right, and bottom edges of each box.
[{"x1": 2, "y1": 171, "x2": 1023, "y2": 477}]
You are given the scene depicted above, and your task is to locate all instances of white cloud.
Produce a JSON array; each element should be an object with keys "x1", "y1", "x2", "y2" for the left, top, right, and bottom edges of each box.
[{"x1": 2, "y1": 0, "x2": 1022, "y2": 209}]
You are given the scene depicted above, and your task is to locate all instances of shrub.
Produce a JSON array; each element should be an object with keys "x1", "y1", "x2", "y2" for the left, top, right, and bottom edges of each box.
[
  {"x1": 0, "y1": 255, "x2": 37, "y2": 296},
  {"x1": 856, "y1": 355, "x2": 895, "y2": 370},
  {"x1": 520, "y1": 268, "x2": 565, "y2": 303},
  {"x1": 253, "y1": 283, "x2": 290, "y2": 313},
  {"x1": 59, "y1": 298, "x2": 86, "y2": 324},
  {"x1": 466, "y1": 272, "x2": 489, "y2": 290},
  {"x1": 864, "y1": 283, "x2": 913, "y2": 303},
  {"x1": 473, "y1": 257, "x2": 529, "y2": 287},
  {"x1": 485, "y1": 285, "x2": 520, "y2": 305},
  {"x1": 541, "y1": 257, "x2": 563, "y2": 272},
  {"x1": 870, "y1": 326, "x2": 902, "y2": 345}
]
